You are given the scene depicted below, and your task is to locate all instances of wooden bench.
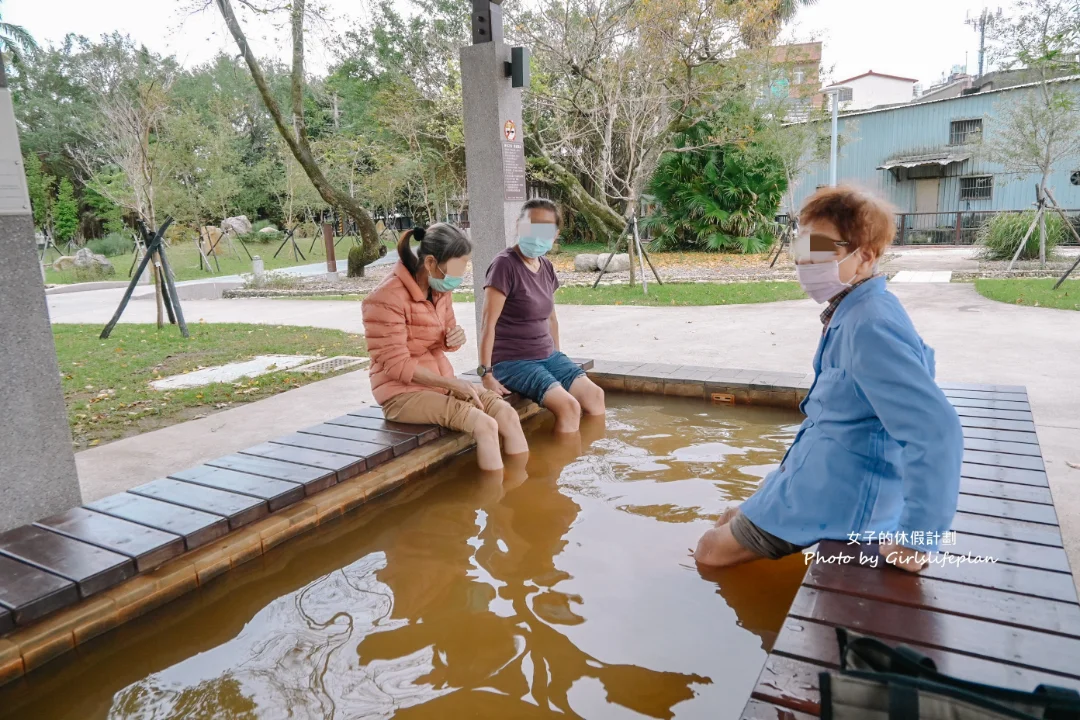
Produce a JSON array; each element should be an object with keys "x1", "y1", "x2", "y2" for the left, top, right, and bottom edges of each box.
[{"x1": 743, "y1": 382, "x2": 1080, "y2": 719}]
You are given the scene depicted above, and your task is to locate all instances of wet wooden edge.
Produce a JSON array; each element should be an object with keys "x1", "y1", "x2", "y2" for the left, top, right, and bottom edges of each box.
[{"x1": 0, "y1": 399, "x2": 544, "y2": 684}]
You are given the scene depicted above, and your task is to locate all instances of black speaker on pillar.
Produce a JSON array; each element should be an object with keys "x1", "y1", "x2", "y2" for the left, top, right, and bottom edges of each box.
[
  {"x1": 471, "y1": 0, "x2": 504, "y2": 44},
  {"x1": 504, "y1": 47, "x2": 530, "y2": 89}
]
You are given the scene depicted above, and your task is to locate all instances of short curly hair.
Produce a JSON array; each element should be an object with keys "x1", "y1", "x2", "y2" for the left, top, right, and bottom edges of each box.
[{"x1": 799, "y1": 186, "x2": 896, "y2": 259}]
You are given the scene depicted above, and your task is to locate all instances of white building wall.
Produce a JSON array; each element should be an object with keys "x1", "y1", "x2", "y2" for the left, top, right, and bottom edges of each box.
[{"x1": 840, "y1": 76, "x2": 916, "y2": 111}]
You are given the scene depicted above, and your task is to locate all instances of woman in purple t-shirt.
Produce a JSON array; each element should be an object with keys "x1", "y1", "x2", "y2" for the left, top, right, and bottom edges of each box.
[{"x1": 477, "y1": 199, "x2": 606, "y2": 433}]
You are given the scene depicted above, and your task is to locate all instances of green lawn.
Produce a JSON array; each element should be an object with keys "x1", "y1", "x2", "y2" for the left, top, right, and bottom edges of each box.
[
  {"x1": 44, "y1": 235, "x2": 354, "y2": 285},
  {"x1": 55, "y1": 323, "x2": 366, "y2": 450},
  {"x1": 284, "y1": 282, "x2": 803, "y2": 306},
  {"x1": 974, "y1": 278, "x2": 1080, "y2": 311},
  {"x1": 555, "y1": 281, "x2": 805, "y2": 306}
]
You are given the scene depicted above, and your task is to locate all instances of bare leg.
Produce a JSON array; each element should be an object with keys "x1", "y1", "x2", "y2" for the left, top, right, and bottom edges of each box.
[
  {"x1": 493, "y1": 401, "x2": 529, "y2": 455},
  {"x1": 569, "y1": 376, "x2": 606, "y2": 416},
  {"x1": 469, "y1": 411, "x2": 504, "y2": 471},
  {"x1": 694, "y1": 508, "x2": 759, "y2": 568},
  {"x1": 542, "y1": 386, "x2": 581, "y2": 433}
]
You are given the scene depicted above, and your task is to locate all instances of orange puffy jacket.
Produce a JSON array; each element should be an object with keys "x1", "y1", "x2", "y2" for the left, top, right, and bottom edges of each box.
[{"x1": 362, "y1": 262, "x2": 458, "y2": 405}]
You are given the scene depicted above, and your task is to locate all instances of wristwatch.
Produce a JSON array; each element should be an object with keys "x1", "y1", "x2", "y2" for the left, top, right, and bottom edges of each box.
[{"x1": 477, "y1": 365, "x2": 492, "y2": 377}]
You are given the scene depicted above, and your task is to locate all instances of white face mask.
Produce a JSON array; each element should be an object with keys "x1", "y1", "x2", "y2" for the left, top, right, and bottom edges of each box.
[{"x1": 796, "y1": 252, "x2": 861, "y2": 304}]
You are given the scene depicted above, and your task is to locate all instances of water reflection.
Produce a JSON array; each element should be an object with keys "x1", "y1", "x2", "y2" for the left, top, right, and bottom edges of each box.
[{"x1": 1, "y1": 395, "x2": 802, "y2": 720}]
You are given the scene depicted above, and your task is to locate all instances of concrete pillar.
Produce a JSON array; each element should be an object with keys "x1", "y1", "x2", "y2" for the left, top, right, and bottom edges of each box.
[
  {"x1": 461, "y1": 36, "x2": 525, "y2": 331},
  {"x1": 0, "y1": 63, "x2": 81, "y2": 532}
]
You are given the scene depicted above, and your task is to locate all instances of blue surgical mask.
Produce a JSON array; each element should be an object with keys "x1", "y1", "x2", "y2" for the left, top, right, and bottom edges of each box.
[
  {"x1": 518, "y1": 222, "x2": 558, "y2": 258},
  {"x1": 429, "y1": 264, "x2": 463, "y2": 293}
]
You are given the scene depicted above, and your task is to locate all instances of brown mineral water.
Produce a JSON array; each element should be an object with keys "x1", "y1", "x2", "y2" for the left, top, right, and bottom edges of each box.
[{"x1": 0, "y1": 394, "x2": 806, "y2": 720}]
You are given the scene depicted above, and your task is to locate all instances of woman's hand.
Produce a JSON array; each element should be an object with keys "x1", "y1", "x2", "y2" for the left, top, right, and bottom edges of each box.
[
  {"x1": 445, "y1": 325, "x2": 467, "y2": 350},
  {"x1": 446, "y1": 377, "x2": 484, "y2": 409},
  {"x1": 482, "y1": 374, "x2": 510, "y2": 396},
  {"x1": 880, "y1": 541, "x2": 929, "y2": 573}
]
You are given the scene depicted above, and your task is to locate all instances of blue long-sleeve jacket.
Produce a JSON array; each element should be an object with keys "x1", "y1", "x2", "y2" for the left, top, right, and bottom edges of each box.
[{"x1": 739, "y1": 277, "x2": 964, "y2": 552}]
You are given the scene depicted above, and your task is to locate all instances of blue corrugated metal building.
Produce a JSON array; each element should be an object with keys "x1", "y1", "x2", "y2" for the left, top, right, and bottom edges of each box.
[{"x1": 790, "y1": 77, "x2": 1080, "y2": 220}]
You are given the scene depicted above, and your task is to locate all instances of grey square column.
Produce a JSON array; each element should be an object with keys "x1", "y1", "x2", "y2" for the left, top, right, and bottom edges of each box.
[
  {"x1": 0, "y1": 70, "x2": 81, "y2": 532},
  {"x1": 460, "y1": 39, "x2": 524, "y2": 330}
]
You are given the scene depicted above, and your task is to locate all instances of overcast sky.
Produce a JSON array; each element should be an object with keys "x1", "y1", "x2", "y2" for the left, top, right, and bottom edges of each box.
[{"x1": 5, "y1": 0, "x2": 1018, "y2": 88}]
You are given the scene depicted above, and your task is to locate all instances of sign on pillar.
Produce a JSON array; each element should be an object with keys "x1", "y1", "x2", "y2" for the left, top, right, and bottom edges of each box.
[{"x1": 461, "y1": 0, "x2": 530, "y2": 331}]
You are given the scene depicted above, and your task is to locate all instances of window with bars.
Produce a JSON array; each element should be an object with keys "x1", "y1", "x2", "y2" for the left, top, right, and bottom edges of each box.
[
  {"x1": 949, "y1": 119, "x2": 983, "y2": 145},
  {"x1": 959, "y1": 176, "x2": 993, "y2": 200},
  {"x1": 837, "y1": 87, "x2": 853, "y2": 102}
]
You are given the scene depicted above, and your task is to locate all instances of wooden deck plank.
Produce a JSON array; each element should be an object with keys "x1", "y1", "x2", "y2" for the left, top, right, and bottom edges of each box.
[
  {"x1": 34, "y1": 508, "x2": 185, "y2": 573},
  {"x1": 949, "y1": 397, "x2": 1032, "y2": 412},
  {"x1": 951, "y1": 512, "x2": 1063, "y2": 547},
  {"x1": 963, "y1": 437, "x2": 1043, "y2": 457},
  {"x1": 269, "y1": 433, "x2": 394, "y2": 468},
  {"x1": 802, "y1": 561, "x2": 1080, "y2": 638},
  {"x1": 758, "y1": 621, "x2": 1080, "y2": 719},
  {"x1": 953, "y1": 406, "x2": 1034, "y2": 422},
  {"x1": 85, "y1": 493, "x2": 229, "y2": 551},
  {"x1": 948, "y1": 533, "x2": 1071, "y2": 572},
  {"x1": 960, "y1": 478, "x2": 1053, "y2": 505},
  {"x1": 959, "y1": 415, "x2": 1037, "y2": 433},
  {"x1": 962, "y1": 462, "x2": 1048, "y2": 487},
  {"x1": 787, "y1": 587, "x2": 1080, "y2": 678},
  {"x1": 240, "y1": 442, "x2": 367, "y2": 481},
  {"x1": 332, "y1": 414, "x2": 441, "y2": 445},
  {"x1": 206, "y1": 453, "x2": 337, "y2": 495},
  {"x1": 962, "y1": 426, "x2": 1040, "y2": 445},
  {"x1": 0, "y1": 553, "x2": 78, "y2": 626},
  {"x1": 129, "y1": 479, "x2": 267, "y2": 531},
  {"x1": 963, "y1": 450, "x2": 1045, "y2": 472},
  {"x1": 938, "y1": 381, "x2": 1027, "y2": 393},
  {"x1": 816, "y1": 540, "x2": 1078, "y2": 604},
  {"x1": 168, "y1": 466, "x2": 305, "y2": 513},
  {"x1": 944, "y1": 389, "x2": 1028, "y2": 402},
  {"x1": 298, "y1": 423, "x2": 417, "y2": 457},
  {"x1": 956, "y1": 495, "x2": 1059, "y2": 525}
]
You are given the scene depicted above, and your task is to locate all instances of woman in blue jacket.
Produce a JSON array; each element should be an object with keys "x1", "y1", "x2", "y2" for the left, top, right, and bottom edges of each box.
[{"x1": 694, "y1": 187, "x2": 963, "y2": 572}]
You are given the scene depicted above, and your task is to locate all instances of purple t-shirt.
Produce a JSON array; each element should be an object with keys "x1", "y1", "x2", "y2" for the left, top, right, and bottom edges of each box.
[{"x1": 485, "y1": 248, "x2": 559, "y2": 365}]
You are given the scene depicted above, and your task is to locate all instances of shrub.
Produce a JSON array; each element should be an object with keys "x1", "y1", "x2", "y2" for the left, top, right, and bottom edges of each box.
[
  {"x1": 644, "y1": 107, "x2": 787, "y2": 254},
  {"x1": 239, "y1": 229, "x2": 282, "y2": 244},
  {"x1": 86, "y1": 232, "x2": 133, "y2": 257},
  {"x1": 978, "y1": 211, "x2": 1065, "y2": 260}
]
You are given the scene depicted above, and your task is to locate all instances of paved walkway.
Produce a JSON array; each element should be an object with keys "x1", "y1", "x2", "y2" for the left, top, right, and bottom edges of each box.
[{"x1": 48, "y1": 281, "x2": 1080, "y2": 592}]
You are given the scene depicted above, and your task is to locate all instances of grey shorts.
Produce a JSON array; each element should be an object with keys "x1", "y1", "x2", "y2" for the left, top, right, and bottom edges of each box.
[{"x1": 729, "y1": 510, "x2": 806, "y2": 560}]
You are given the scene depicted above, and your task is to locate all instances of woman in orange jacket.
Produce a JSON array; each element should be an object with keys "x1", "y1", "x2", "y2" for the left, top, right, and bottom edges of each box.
[{"x1": 362, "y1": 224, "x2": 528, "y2": 470}]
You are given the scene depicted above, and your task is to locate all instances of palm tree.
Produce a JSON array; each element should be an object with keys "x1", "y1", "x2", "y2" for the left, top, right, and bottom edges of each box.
[{"x1": 0, "y1": 1, "x2": 37, "y2": 67}]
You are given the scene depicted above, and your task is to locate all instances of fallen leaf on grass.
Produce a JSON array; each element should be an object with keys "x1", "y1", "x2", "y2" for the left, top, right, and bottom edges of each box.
[{"x1": 88, "y1": 439, "x2": 101, "y2": 447}]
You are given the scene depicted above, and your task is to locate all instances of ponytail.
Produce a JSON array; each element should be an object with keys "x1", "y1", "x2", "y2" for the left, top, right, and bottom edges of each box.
[
  {"x1": 397, "y1": 227, "x2": 424, "y2": 276},
  {"x1": 397, "y1": 223, "x2": 472, "y2": 278}
]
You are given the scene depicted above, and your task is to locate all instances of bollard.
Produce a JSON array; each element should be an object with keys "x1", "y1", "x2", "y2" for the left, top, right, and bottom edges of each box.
[
  {"x1": 322, "y1": 222, "x2": 338, "y2": 281},
  {"x1": 252, "y1": 255, "x2": 265, "y2": 286}
]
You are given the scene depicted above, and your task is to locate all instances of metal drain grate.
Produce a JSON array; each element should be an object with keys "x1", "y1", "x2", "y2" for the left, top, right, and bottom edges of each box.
[{"x1": 288, "y1": 356, "x2": 369, "y2": 374}]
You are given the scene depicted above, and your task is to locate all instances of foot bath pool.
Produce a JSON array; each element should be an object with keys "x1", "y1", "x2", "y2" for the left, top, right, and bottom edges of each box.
[{"x1": 0, "y1": 394, "x2": 806, "y2": 720}]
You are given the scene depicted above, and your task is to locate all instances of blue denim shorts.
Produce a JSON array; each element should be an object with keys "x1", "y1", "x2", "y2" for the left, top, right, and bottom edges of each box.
[{"x1": 494, "y1": 352, "x2": 585, "y2": 406}]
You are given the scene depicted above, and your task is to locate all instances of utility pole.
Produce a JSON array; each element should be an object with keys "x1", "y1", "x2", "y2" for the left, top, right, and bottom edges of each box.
[
  {"x1": 966, "y1": 8, "x2": 1002, "y2": 78},
  {"x1": 822, "y1": 87, "x2": 849, "y2": 186}
]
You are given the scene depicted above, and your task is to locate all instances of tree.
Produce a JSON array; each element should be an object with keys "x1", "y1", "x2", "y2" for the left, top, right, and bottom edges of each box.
[
  {"x1": 23, "y1": 152, "x2": 55, "y2": 231},
  {"x1": 0, "y1": 0, "x2": 37, "y2": 67},
  {"x1": 70, "y1": 34, "x2": 176, "y2": 230},
  {"x1": 513, "y1": 0, "x2": 789, "y2": 245},
  {"x1": 986, "y1": 0, "x2": 1080, "y2": 264},
  {"x1": 211, "y1": 0, "x2": 384, "y2": 271},
  {"x1": 644, "y1": 105, "x2": 788, "y2": 253},
  {"x1": 53, "y1": 178, "x2": 79, "y2": 243}
]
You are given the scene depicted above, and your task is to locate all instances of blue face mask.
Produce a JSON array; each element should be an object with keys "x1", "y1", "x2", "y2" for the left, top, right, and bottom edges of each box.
[
  {"x1": 518, "y1": 222, "x2": 558, "y2": 258},
  {"x1": 429, "y1": 264, "x2": 463, "y2": 293}
]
